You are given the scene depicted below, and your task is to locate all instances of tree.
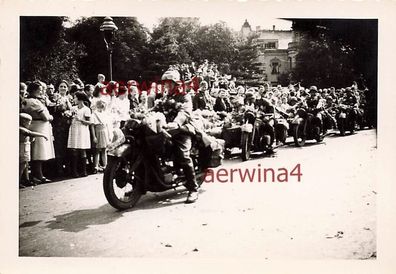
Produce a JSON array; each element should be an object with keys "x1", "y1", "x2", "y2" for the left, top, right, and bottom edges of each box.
[
  {"x1": 230, "y1": 33, "x2": 261, "y2": 85},
  {"x1": 292, "y1": 31, "x2": 356, "y2": 88},
  {"x1": 68, "y1": 17, "x2": 150, "y2": 84},
  {"x1": 290, "y1": 19, "x2": 377, "y2": 91},
  {"x1": 290, "y1": 19, "x2": 377, "y2": 126},
  {"x1": 20, "y1": 16, "x2": 83, "y2": 84},
  {"x1": 192, "y1": 22, "x2": 237, "y2": 64},
  {"x1": 147, "y1": 17, "x2": 201, "y2": 77}
]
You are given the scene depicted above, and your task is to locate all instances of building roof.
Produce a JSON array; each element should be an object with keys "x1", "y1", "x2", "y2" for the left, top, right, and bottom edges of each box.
[{"x1": 242, "y1": 19, "x2": 251, "y2": 28}]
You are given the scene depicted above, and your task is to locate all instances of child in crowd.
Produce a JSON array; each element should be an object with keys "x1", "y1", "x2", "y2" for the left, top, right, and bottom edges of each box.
[
  {"x1": 19, "y1": 113, "x2": 48, "y2": 188},
  {"x1": 114, "y1": 86, "x2": 130, "y2": 128},
  {"x1": 96, "y1": 74, "x2": 105, "y2": 87},
  {"x1": 91, "y1": 99, "x2": 111, "y2": 173},
  {"x1": 67, "y1": 92, "x2": 92, "y2": 177}
]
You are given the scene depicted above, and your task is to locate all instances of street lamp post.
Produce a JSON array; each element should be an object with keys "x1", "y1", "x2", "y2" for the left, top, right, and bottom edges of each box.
[{"x1": 100, "y1": 16, "x2": 118, "y2": 81}]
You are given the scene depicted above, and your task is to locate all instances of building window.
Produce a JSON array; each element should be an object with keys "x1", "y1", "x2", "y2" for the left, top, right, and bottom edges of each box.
[
  {"x1": 265, "y1": 42, "x2": 276, "y2": 49},
  {"x1": 271, "y1": 62, "x2": 279, "y2": 74}
]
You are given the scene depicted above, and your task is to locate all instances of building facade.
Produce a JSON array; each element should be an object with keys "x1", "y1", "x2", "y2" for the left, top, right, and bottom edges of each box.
[{"x1": 241, "y1": 20, "x2": 298, "y2": 86}]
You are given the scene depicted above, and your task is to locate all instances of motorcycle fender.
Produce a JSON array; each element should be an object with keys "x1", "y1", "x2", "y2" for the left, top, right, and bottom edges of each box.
[
  {"x1": 107, "y1": 144, "x2": 132, "y2": 158},
  {"x1": 241, "y1": 123, "x2": 253, "y2": 133},
  {"x1": 292, "y1": 117, "x2": 304, "y2": 125}
]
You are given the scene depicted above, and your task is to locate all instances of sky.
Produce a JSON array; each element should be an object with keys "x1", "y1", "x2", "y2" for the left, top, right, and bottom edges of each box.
[
  {"x1": 67, "y1": 15, "x2": 292, "y2": 32},
  {"x1": 137, "y1": 16, "x2": 292, "y2": 32}
]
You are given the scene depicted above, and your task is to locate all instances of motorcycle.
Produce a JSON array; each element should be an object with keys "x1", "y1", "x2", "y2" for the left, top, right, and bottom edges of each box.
[
  {"x1": 336, "y1": 104, "x2": 356, "y2": 136},
  {"x1": 103, "y1": 117, "x2": 223, "y2": 210},
  {"x1": 240, "y1": 109, "x2": 275, "y2": 161},
  {"x1": 291, "y1": 107, "x2": 325, "y2": 147},
  {"x1": 273, "y1": 107, "x2": 291, "y2": 145}
]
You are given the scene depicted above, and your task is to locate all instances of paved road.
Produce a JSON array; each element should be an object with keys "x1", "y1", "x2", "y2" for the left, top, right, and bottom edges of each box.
[{"x1": 19, "y1": 129, "x2": 377, "y2": 258}]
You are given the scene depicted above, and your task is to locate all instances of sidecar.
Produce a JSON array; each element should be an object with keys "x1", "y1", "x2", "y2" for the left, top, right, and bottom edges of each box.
[{"x1": 221, "y1": 124, "x2": 242, "y2": 158}]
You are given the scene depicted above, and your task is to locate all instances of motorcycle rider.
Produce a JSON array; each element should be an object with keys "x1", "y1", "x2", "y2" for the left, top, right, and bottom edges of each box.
[
  {"x1": 160, "y1": 70, "x2": 200, "y2": 204},
  {"x1": 339, "y1": 87, "x2": 358, "y2": 126},
  {"x1": 252, "y1": 90, "x2": 276, "y2": 150},
  {"x1": 305, "y1": 86, "x2": 324, "y2": 132}
]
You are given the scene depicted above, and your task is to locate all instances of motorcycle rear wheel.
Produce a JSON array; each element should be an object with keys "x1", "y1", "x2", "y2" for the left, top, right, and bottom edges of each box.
[{"x1": 103, "y1": 156, "x2": 142, "y2": 210}]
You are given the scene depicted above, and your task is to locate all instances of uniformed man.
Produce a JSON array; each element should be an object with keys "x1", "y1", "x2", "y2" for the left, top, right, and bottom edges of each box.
[{"x1": 161, "y1": 70, "x2": 199, "y2": 204}]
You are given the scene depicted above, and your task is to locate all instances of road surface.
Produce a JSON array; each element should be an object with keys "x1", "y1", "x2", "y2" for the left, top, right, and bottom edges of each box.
[{"x1": 19, "y1": 129, "x2": 377, "y2": 259}]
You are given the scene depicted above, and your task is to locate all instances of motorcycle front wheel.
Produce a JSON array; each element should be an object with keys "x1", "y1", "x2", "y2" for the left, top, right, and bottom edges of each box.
[
  {"x1": 241, "y1": 132, "x2": 252, "y2": 161},
  {"x1": 276, "y1": 125, "x2": 288, "y2": 144},
  {"x1": 338, "y1": 118, "x2": 346, "y2": 136},
  {"x1": 315, "y1": 126, "x2": 323, "y2": 143},
  {"x1": 293, "y1": 123, "x2": 306, "y2": 147},
  {"x1": 103, "y1": 156, "x2": 142, "y2": 210}
]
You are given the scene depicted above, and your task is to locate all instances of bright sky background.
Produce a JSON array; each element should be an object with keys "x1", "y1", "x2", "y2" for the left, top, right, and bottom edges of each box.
[
  {"x1": 67, "y1": 15, "x2": 292, "y2": 32},
  {"x1": 137, "y1": 16, "x2": 292, "y2": 32}
]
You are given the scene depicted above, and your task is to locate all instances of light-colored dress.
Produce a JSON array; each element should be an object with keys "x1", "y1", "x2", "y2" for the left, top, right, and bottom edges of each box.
[
  {"x1": 91, "y1": 111, "x2": 111, "y2": 149},
  {"x1": 67, "y1": 105, "x2": 91, "y2": 149},
  {"x1": 21, "y1": 98, "x2": 55, "y2": 161}
]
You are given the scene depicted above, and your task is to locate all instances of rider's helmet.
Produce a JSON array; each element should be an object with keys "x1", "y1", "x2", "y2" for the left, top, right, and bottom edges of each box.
[
  {"x1": 161, "y1": 70, "x2": 181, "y2": 83},
  {"x1": 309, "y1": 85, "x2": 318, "y2": 93}
]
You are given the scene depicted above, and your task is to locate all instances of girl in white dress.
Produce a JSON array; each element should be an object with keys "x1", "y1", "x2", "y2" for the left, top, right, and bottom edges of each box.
[
  {"x1": 91, "y1": 99, "x2": 111, "y2": 173},
  {"x1": 67, "y1": 92, "x2": 92, "y2": 177}
]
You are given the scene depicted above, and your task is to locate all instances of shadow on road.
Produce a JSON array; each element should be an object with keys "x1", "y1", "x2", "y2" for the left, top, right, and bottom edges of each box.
[
  {"x1": 126, "y1": 188, "x2": 207, "y2": 212},
  {"x1": 45, "y1": 204, "x2": 123, "y2": 232},
  {"x1": 44, "y1": 188, "x2": 207, "y2": 232}
]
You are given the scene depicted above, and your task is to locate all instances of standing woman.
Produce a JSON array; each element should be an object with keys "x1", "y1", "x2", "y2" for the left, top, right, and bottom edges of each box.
[
  {"x1": 21, "y1": 81, "x2": 55, "y2": 183},
  {"x1": 52, "y1": 80, "x2": 73, "y2": 176},
  {"x1": 67, "y1": 91, "x2": 92, "y2": 177}
]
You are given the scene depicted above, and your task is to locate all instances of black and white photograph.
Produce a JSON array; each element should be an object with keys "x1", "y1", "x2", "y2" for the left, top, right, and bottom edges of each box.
[{"x1": 1, "y1": 0, "x2": 396, "y2": 273}]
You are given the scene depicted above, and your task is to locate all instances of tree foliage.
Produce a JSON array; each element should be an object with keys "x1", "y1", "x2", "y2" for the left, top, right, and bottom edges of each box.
[
  {"x1": 193, "y1": 22, "x2": 237, "y2": 64},
  {"x1": 67, "y1": 17, "x2": 149, "y2": 84},
  {"x1": 145, "y1": 17, "x2": 200, "y2": 79},
  {"x1": 230, "y1": 33, "x2": 261, "y2": 84},
  {"x1": 291, "y1": 19, "x2": 377, "y2": 92},
  {"x1": 20, "y1": 17, "x2": 83, "y2": 84}
]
